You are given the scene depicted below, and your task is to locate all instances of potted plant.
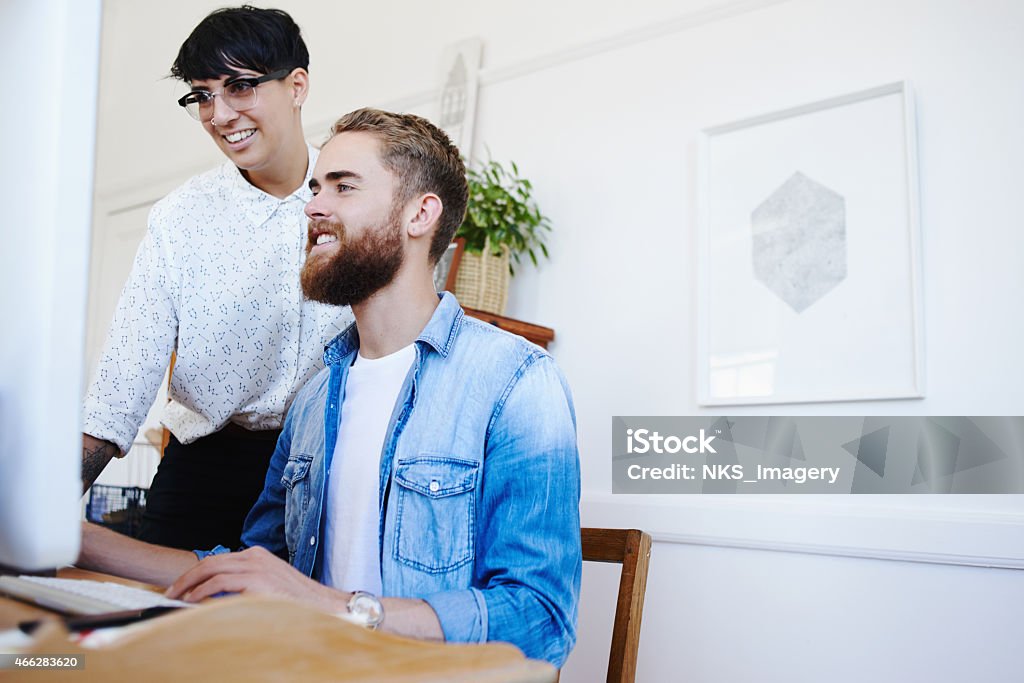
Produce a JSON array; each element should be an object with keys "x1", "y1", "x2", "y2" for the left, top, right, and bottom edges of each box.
[{"x1": 451, "y1": 157, "x2": 551, "y2": 314}]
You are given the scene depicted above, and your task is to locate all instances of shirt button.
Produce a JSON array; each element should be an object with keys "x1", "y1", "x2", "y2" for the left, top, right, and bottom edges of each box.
[
  {"x1": 309, "y1": 536, "x2": 316, "y2": 546},
  {"x1": 429, "y1": 480, "x2": 440, "y2": 493}
]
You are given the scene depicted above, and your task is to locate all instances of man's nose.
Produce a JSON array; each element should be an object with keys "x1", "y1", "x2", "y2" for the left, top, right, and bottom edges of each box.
[{"x1": 304, "y1": 194, "x2": 326, "y2": 219}]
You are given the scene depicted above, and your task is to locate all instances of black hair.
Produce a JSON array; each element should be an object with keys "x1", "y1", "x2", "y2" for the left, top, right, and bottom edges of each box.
[{"x1": 170, "y1": 5, "x2": 309, "y2": 82}]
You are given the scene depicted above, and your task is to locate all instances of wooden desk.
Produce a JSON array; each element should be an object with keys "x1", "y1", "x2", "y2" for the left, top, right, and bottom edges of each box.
[{"x1": 1, "y1": 570, "x2": 556, "y2": 682}]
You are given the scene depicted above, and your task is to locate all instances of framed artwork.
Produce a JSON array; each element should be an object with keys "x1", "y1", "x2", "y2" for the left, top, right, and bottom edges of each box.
[
  {"x1": 696, "y1": 82, "x2": 924, "y2": 405},
  {"x1": 435, "y1": 38, "x2": 482, "y2": 157}
]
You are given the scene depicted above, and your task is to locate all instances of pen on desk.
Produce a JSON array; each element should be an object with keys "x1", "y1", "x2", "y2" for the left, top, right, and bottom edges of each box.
[{"x1": 18, "y1": 606, "x2": 180, "y2": 635}]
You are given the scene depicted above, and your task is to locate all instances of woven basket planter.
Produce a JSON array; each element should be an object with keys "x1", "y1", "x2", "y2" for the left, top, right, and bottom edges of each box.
[{"x1": 453, "y1": 238, "x2": 510, "y2": 314}]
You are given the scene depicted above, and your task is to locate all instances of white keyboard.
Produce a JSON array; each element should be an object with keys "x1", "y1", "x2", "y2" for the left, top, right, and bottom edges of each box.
[{"x1": 0, "y1": 575, "x2": 193, "y2": 615}]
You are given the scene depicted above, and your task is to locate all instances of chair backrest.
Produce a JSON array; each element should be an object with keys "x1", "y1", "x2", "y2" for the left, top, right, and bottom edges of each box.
[{"x1": 581, "y1": 528, "x2": 653, "y2": 683}]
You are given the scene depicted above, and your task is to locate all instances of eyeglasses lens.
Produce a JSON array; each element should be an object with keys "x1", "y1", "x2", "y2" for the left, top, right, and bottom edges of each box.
[{"x1": 183, "y1": 82, "x2": 258, "y2": 121}]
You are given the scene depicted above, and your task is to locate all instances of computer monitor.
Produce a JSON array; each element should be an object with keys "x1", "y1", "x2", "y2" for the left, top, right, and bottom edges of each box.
[{"x1": 0, "y1": 0, "x2": 102, "y2": 571}]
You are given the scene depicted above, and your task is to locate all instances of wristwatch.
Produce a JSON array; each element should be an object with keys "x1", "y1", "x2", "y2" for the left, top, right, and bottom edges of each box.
[{"x1": 346, "y1": 591, "x2": 384, "y2": 630}]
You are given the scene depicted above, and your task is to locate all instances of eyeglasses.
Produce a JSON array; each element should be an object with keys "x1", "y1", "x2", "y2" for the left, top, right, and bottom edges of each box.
[{"x1": 177, "y1": 68, "x2": 293, "y2": 121}]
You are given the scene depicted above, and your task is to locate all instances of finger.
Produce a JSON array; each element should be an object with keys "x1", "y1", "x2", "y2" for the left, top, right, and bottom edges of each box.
[
  {"x1": 166, "y1": 553, "x2": 251, "y2": 598},
  {"x1": 181, "y1": 574, "x2": 237, "y2": 603},
  {"x1": 183, "y1": 573, "x2": 266, "y2": 603}
]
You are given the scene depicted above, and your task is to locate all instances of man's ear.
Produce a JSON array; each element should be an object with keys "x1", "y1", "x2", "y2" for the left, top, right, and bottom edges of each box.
[
  {"x1": 406, "y1": 193, "x2": 443, "y2": 239},
  {"x1": 289, "y1": 68, "x2": 310, "y2": 108}
]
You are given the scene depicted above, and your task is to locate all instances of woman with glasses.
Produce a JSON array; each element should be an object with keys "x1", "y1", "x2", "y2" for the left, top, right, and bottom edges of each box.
[{"x1": 82, "y1": 6, "x2": 352, "y2": 551}]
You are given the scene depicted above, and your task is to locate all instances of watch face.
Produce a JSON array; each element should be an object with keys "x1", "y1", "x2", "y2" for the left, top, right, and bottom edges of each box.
[{"x1": 350, "y1": 592, "x2": 384, "y2": 628}]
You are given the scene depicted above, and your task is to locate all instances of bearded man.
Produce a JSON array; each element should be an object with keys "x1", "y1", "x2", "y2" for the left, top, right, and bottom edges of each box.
[{"x1": 79, "y1": 108, "x2": 581, "y2": 667}]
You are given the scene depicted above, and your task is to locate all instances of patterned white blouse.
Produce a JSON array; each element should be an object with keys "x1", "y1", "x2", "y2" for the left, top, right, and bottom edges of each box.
[{"x1": 83, "y1": 145, "x2": 353, "y2": 454}]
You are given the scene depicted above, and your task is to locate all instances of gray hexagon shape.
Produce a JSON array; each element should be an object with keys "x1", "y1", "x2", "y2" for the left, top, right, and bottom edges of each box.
[{"x1": 751, "y1": 171, "x2": 847, "y2": 313}]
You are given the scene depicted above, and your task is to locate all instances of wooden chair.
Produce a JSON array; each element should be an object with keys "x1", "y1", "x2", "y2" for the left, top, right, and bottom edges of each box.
[{"x1": 581, "y1": 528, "x2": 653, "y2": 683}]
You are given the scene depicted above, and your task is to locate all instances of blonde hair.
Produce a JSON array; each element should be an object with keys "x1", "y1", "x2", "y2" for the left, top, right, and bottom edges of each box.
[{"x1": 330, "y1": 108, "x2": 468, "y2": 263}]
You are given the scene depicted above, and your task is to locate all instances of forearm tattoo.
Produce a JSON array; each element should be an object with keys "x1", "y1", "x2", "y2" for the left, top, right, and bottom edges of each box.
[{"x1": 82, "y1": 438, "x2": 120, "y2": 492}]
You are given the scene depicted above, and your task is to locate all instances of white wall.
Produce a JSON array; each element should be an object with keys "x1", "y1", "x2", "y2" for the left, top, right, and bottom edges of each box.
[
  {"x1": 567, "y1": 541, "x2": 1024, "y2": 682},
  {"x1": 89, "y1": 1, "x2": 1024, "y2": 680}
]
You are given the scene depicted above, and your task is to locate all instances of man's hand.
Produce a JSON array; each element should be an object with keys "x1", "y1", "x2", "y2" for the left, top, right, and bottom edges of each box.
[
  {"x1": 167, "y1": 547, "x2": 445, "y2": 640},
  {"x1": 82, "y1": 433, "x2": 121, "y2": 493},
  {"x1": 165, "y1": 546, "x2": 342, "y2": 609}
]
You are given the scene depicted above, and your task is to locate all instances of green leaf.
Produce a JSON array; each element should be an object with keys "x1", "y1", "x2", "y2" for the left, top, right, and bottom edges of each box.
[{"x1": 461, "y1": 156, "x2": 551, "y2": 275}]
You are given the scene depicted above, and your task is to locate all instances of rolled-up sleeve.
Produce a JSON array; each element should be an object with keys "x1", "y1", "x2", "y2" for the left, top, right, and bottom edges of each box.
[
  {"x1": 193, "y1": 544, "x2": 232, "y2": 561},
  {"x1": 422, "y1": 586, "x2": 488, "y2": 643}
]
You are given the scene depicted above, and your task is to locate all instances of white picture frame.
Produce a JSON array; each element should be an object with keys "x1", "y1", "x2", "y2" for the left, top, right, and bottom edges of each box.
[
  {"x1": 696, "y1": 82, "x2": 924, "y2": 405},
  {"x1": 435, "y1": 38, "x2": 482, "y2": 159}
]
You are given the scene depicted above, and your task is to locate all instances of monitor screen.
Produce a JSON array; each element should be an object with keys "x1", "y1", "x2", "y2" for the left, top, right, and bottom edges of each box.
[{"x1": 0, "y1": 0, "x2": 102, "y2": 571}]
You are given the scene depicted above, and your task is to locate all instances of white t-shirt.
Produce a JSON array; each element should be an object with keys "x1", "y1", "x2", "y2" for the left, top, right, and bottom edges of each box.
[{"x1": 322, "y1": 343, "x2": 416, "y2": 593}]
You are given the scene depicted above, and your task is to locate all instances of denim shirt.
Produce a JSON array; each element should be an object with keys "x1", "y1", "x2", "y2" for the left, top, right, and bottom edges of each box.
[{"x1": 198, "y1": 293, "x2": 581, "y2": 666}]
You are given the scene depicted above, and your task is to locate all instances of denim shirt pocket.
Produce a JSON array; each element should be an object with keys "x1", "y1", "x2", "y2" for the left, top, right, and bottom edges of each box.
[
  {"x1": 281, "y1": 453, "x2": 314, "y2": 557},
  {"x1": 393, "y1": 455, "x2": 479, "y2": 574}
]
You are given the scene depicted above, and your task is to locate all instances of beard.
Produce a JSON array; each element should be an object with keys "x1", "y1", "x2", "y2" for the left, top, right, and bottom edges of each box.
[{"x1": 300, "y1": 209, "x2": 405, "y2": 307}]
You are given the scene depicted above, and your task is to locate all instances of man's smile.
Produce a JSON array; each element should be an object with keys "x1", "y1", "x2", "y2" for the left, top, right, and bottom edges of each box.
[{"x1": 307, "y1": 221, "x2": 342, "y2": 256}]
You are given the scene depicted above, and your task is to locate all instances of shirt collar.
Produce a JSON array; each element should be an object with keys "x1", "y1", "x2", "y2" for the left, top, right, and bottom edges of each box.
[
  {"x1": 323, "y1": 292, "x2": 464, "y2": 367},
  {"x1": 222, "y1": 144, "x2": 319, "y2": 222}
]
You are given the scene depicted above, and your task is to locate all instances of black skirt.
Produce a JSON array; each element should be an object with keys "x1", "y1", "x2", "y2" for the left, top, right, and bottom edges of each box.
[{"x1": 136, "y1": 425, "x2": 281, "y2": 551}]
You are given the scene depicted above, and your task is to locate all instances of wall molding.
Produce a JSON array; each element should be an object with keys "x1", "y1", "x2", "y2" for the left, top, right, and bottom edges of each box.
[
  {"x1": 477, "y1": 0, "x2": 790, "y2": 89},
  {"x1": 581, "y1": 492, "x2": 1024, "y2": 569},
  {"x1": 97, "y1": 0, "x2": 791, "y2": 209}
]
